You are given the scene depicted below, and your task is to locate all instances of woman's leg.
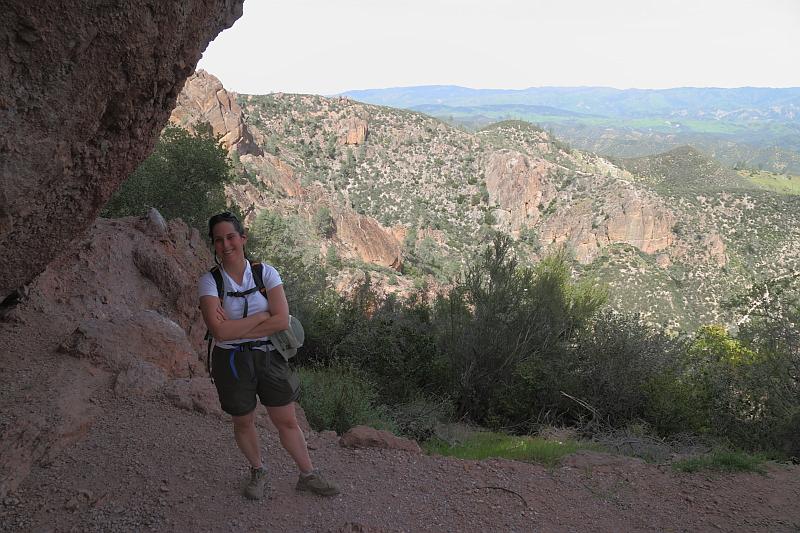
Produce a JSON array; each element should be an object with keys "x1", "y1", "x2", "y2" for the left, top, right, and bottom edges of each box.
[
  {"x1": 232, "y1": 410, "x2": 263, "y2": 468},
  {"x1": 266, "y1": 403, "x2": 312, "y2": 473}
]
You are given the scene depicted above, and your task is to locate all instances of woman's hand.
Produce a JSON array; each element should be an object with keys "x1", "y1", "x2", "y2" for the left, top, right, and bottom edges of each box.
[{"x1": 215, "y1": 303, "x2": 227, "y2": 323}]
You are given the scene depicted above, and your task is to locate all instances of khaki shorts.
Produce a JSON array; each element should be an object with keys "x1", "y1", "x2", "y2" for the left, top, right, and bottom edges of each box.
[{"x1": 211, "y1": 345, "x2": 300, "y2": 416}]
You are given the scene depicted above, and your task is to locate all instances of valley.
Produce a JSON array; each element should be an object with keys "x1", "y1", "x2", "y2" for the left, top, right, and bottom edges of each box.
[{"x1": 172, "y1": 72, "x2": 800, "y2": 332}]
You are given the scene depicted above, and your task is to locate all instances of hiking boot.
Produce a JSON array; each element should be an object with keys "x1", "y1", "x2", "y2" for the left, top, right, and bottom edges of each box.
[
  {"x1": 295, "y1": 470, "x2": 340, "y2": 496},
  {"x1": 244, "y1": 466, "x2": 268, "y2": 500}
]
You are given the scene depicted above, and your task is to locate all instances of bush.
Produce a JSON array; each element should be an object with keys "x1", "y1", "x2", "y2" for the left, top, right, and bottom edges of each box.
[
  {"x1": 682, "y1": 324, "x2": 799, "y2": 452},
  {"x1": 334, "y1": 293, "x2": 447, "y2": 405},
  {"x1": 298, "y1": 365, "x2": 394, "y2": 434},
  {"x1": 570, "y1": 310, "x2": 689, "y2": 430},
  {"x1": 387, "y1": 395, "x2": 453, "y2": 442},
  {"x1": 103, "y1": 124, "x2": 231, "y2": 230},
  {"x1": 434, "y1": 235, "x2": 606, "y2": 431},
  {"x1": 314, "y1": 206, "x2": 335, "y2": 238}
]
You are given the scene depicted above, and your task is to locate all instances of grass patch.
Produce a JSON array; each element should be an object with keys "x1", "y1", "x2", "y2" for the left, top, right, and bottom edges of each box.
[
  {"x1": 744, "y1": 170, "x2": 800, "y2": 195},
  {"x1": 672, "y1": 450, "x2": 767, "y2": 474},
  {"x1": 424, "y1": 431, "x2": 600, "y2": 466}
]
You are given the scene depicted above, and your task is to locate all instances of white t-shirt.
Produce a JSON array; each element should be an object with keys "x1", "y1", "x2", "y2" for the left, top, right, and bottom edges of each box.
[{"x1": 198, "y1": 261, "x2": 283, "y2": 350}]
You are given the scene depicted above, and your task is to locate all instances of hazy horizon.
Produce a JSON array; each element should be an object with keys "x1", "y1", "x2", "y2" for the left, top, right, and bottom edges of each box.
[{"x1": 198, "y1": 0, "x2": 800, "y2": 96}]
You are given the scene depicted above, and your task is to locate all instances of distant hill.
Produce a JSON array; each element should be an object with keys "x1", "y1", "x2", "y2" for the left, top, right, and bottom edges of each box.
[
  {"x1": 343, "y1": 86, "x2": 800, "y2": 121},
  {"x1": 342, "y1": 86, "x2": 800, "y2": 173},
  {"x1": 612, "y1": 146, "x2": 752, "y2": 192}
]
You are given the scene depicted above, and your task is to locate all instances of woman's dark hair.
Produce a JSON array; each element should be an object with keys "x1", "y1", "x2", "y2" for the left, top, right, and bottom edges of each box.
[
  {"x1": 208, "y1": 211, "x2": 250, "y2": 265},
  {"x1": 208, "y1": 211, "x2": 245, "y2": 240}
]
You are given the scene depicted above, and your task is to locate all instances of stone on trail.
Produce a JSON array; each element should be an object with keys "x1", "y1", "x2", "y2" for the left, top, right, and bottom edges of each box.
[{"x1": 339, "y1": 426, "x2": 421, "y2": 454}]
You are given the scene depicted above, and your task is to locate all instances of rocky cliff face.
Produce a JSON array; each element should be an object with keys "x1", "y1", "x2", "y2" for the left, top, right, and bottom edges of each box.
[
  {"x1": 331, "y1": 206, "x2": 402, "y2": 270},
  {"x1": 341, "y1": 116, "x2": 369, "y2": 145},
  {"x1": 169, "y1": 69, "x2": 261, "y2": 156},
  {"x1": 539, "y1": 191, "x2": 676, "y2": 265},
  {"x1": 484, "y1": 150, "x2": 557, "y2": 234},
  {"x1": 171, "y1": 76, "x2": 403, "y2": 270},
  {"x1": 0, "y1": 1, "x2": 244, "y2": 303}
]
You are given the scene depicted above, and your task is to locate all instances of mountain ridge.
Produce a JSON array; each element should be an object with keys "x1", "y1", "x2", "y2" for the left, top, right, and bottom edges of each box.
[{"x1": 166, "y1": 71, "x2": 800, "y2": 332}]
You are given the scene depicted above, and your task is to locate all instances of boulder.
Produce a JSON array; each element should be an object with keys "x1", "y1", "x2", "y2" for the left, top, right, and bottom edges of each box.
[
  {"x1": 113, "y1": 360, "x2": 167, "y2": 397},
  {"x1": 60, "y1": 310, "x2": 201, "y2": 378},
  {"x1": 340, "y1": 426, "x2": 421, "y2": 454},
  {"x1": 163, "y1": 378, "x2": 223, "y2": 417}
]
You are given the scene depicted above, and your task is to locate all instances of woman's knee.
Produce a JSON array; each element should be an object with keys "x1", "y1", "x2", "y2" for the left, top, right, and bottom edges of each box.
[
  {"x1": 267, "y1": 404, "x2": 299, "y2": 432},
  {"x1": 232, "y1": 410, "x2": 256, "y2": 431}
]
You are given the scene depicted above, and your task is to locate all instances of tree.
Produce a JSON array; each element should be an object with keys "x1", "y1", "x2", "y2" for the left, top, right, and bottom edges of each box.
[
  {"x1": 314, "y1": 206, "x2": 335, "y2": 238},
  {"x1": 103, "y1": 124, "x2": 232, "y2": 230}
]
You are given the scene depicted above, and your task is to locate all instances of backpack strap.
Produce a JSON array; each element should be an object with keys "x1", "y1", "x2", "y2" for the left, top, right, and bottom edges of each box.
[
  {"x1": 210, "y1": 265, "x2": 224, "y2": 301},
  {"x1": 206, "y1": 266, "x2": 225, "y2": 381},
  {"x1": 250, "y1": 261, "x2": 270, "y2": 303}
]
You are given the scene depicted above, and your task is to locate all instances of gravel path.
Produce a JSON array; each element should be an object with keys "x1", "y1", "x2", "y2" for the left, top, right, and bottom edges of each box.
[{"x1": 2, "y1": 386, "x2": 799, "y2": 533}]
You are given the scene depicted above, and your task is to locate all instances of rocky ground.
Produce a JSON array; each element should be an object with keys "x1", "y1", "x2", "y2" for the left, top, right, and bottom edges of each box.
[
  {"x1": 2, "y1": 391, "x2": 799, "y2": 532},
  {"x1": 1, "y1": 314, "x2": 799, "y2": 533}
]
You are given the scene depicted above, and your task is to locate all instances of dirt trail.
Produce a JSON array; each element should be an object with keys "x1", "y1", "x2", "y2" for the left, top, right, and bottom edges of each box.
[{"x1": 1, "y1": 377, "x2": 799, "y2": 532}]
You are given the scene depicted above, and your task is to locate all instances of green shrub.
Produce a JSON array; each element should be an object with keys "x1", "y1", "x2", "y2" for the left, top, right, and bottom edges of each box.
[
  {"x1": 570, "y1": 310, "x2": 689, "y2": 429},
  {"x1": 682, "y1": 325, "x2": 799, "y2": 450},
  {"x1": 103, "y1": 124, "x2": 232, "y2": 230},
  {"x1": 334, "y1": 293, "x2": 447, "y2": 405},
  {"x1": 314, "y1": 206, "x2": 335, "y2": 238},
  {"x1": 298, "y1": 365, "x2": 394, "y2": 434},
  {"x1": 434, "y1": 236, "x2": 606, "y2": 431},
  {"x1": 389, "y1": 395, "x2": 453, "y2": 442}
]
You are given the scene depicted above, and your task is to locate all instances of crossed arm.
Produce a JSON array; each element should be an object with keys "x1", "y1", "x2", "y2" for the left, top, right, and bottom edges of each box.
[{"x1": 199, "y1": 284, "x2": 290, "y2": 342}]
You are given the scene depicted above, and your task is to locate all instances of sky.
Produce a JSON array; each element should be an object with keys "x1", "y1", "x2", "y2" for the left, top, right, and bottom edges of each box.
[{"x1": 197, "y1": 0, "x2": 800, "y2": 95}]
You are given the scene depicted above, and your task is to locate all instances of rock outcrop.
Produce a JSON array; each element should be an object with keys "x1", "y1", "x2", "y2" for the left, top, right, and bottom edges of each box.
[
  {"x1": 604, "y1": 193, "x2": 675, "y2": 254},
  {"x1": 333, "y1": 207, "x2": 403, "y2": 270},
  {"x1": 341, "y1": 117, "x2": 369, "y2": 145},
  {"x1": 484, "y1": 151, "x2": 557, "y2": 234},
  {"x1": 340, "y1": 425, "x2": 422, "y2": 454},
  {"x1": 170, "y1": 69, "x2": 261, "y2": 156},
  {"x1": 0, "y1": 213, "x2": 212, "y2": 497},
  {"x1": 0, "y1": 1, "x2": 244, "y2": 303},
  {"x1": 540, "y1": 189, "x2": 676, "y2": 264}
]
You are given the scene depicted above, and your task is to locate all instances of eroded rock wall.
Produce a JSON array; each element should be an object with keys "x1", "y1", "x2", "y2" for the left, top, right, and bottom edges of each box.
[{"x1": 0, "y1": 0, "x2": 244, "y2": 302}]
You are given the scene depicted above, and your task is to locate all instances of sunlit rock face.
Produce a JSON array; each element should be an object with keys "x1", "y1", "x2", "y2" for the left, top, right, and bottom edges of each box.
[
  {"x1": 484, "y1": 151, "x2": 557, "y2": 234},
  {"x1": 169, "y1": 69, "x2": 261, "y2": 156},
  {"x1": 0, "y1": 0, "x2": 244, "y2": 302}
]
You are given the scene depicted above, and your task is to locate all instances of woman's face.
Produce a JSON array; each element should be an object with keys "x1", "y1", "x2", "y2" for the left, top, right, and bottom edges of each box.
[{"x1": 211, "y1": 221, "x2": 247, "y2": 264}]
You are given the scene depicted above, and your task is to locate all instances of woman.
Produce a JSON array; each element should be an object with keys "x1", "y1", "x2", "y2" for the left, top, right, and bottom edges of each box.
[{"x1": 198, "y1": 211, "x2": 339, "y2": 500}]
